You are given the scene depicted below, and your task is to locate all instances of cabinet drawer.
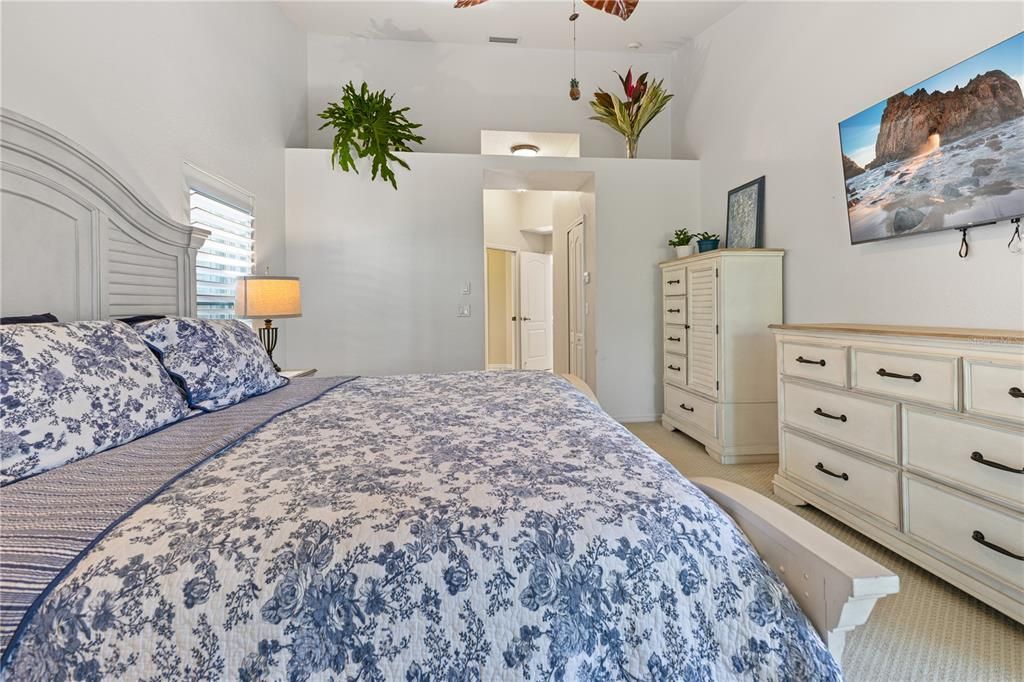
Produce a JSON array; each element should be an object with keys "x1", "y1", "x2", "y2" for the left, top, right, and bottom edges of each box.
[
  {"x1": 662, "y1": 268, "x2": 686, "y2": 296},
  {"x1": 664, "y1": 355, "x2": 686, "y2": 388},
  {"x1": 965, "y1": 359, "x2": 1024, "y2": 424},
  {"x1": 665, "y1": 383, "x2": 717, "y2": 436},
  {"x1": 782, "y1": 380, "x2": 898, "y2": 462},
  {"x1": 782, "y1": 429, "x2": 900, "y2": 527},
  {"x1": 852, "y1": 348, "x2": 958, "y2": 409},
  {"x1": 664, "y1": 325, "x2": 686, "y2": 355},
  {"x1": 664, "y1": 297, "x2": 685, "y2": 325},
  {"x1": 781, "y1": 342, "x2": 847, "y2": 387},
  {"x1": 906, "y1": 477, "x2": 1024, "y2": 592},
  {"x1": 904, "y1": 407, "x2": 1024, "y2": 507}
]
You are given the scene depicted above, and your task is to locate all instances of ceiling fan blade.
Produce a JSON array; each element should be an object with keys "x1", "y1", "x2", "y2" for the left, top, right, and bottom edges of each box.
[
  {"x1": 583, "y1": 0, "x2": 639, "y2": 21},
  {"x1": 454, "y1": 0, "x2": 489, "y2": 7}
]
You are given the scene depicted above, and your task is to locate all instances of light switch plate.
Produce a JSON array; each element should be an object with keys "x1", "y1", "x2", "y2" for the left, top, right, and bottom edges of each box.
[
  {"x1": 461, "y1": 281, "x2": 472, "y2": 295},
  {"x1": 583, "y1": 272, "x2": 591, "y2": 284},
  {"x1": 457, "y1": 304, "x2": 472, "y2": 317}
]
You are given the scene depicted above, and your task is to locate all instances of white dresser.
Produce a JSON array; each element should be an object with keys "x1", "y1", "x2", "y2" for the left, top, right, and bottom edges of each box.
[
  {"x1": 659, "y1": 249, "x2": 783, "y2": 464},
  {"x1": 770, "y1": 324, "x2": 1024, "y2": 623}
]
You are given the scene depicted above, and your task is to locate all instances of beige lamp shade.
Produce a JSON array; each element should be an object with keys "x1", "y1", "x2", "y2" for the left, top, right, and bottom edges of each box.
[{"x1": 235, "y1": 276, "x2": 302, "y2": 319}]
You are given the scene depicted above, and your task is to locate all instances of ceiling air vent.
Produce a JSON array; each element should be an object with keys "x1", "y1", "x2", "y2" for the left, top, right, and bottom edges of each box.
[{"x1": 488, "y1": 36, "x2": 519, "y2": 45}]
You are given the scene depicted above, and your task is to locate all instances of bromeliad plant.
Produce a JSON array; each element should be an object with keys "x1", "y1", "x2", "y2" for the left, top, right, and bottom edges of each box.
[
  {"x1": 318, "y1": 81, "x2": 425, "y2": 190},
  {"x1": 589, "y1": 69, "x2": 673, "y2": 158}
]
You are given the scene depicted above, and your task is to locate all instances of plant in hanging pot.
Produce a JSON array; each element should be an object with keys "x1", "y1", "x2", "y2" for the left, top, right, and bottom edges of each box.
[
  {"x1": 317, "y1": 81, "x2": 425, "y2": 190},
  {"x1": 668, "y1": 228, "x2": 696, "y2": 258},
  {"x1": 696, "y1": 231, "x2": 721, "y2": 252},
  {"x1": 589, "y1": 69, "x2": 673, "y2": 158}
]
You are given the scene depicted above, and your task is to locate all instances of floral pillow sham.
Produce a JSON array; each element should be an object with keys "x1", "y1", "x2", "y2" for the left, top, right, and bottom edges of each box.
[
  {"x1": 134, "y1": 317, "x2": 286, "y2": 412},
  {"x1": 1, "y1": 321, "x2": 190, "y2": 485}
]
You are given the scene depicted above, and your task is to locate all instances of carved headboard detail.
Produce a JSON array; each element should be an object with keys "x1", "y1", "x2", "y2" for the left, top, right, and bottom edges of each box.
[{"x1": 0, "y1": 109, "x2": 208, "y2": 321}]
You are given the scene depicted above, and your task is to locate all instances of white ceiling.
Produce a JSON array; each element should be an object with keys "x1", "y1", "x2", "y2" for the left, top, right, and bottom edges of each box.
[{"x1": 279, "y1": 1, "x2": 743, "y2": 53}]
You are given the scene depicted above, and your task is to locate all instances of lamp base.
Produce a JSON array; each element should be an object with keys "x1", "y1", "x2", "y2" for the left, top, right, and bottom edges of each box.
[{"x1": 257, "y1": 319, "x2": 281, "y2": 372}]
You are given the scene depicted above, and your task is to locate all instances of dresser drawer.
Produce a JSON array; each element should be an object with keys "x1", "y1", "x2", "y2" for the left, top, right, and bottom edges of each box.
[
  {"x1": 662, "y1": 268, "x2": 686, "y2": 296},
  {"x1": 965, "y1": 359, "x2": 1024, "y2": 424},
  {"x1": 852, "y1": 348, "x2": 958, "y2": 409},
  {"x1": 906, "y1": 477, "x2": 1024, "y2": 592},
  {"x1": 782, "y1": 380, "x2": 898, "y2": 462},
  {"x1": 664, "y1": 325, "x2": 687, "y2": 355},
  {"x1": 664, "y1": 355, "x2": 686, "y2": 388},
  {"x1": 781, "y1": 342, "x2": 847, "y2": 387},
  {"x1": 664, "y1": 297, "x2": 685, "y2": 325},
  {"x1": 782, "y1": 429, "x2": 900, "y2": 527},
  {"x1": 904, "y1": 407, "x2": 1024, "y2": 507},
  {"x1": 665, "y1": 383, "x2": 717, "y2": 436}
]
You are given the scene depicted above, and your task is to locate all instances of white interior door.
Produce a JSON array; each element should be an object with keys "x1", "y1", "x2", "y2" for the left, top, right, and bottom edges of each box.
[
  {"x1": 567, "y1": 219, "x2": 586, "y2": 381},
  {"x1": 519, "y1": 251, "x2": 553, "y2": 370}
]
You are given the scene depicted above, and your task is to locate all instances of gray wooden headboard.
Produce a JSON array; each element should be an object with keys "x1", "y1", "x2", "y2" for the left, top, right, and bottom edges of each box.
[{"x1": 0, "y1": 109, "x2": 208, "y2": 321}]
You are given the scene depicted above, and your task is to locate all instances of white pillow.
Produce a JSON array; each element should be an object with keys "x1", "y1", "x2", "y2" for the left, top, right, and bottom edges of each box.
[
  {"x1": 1, "y1": 321, "x2": 190, "y2": 485},
  {"x1": 134, "y1": 317, "x2": 286, "y2": 412}
]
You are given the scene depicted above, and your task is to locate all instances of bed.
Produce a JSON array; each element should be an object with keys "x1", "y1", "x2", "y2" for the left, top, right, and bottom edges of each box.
[{"x1": 0, "y1": 109, "x2": 899, "y2": 679}]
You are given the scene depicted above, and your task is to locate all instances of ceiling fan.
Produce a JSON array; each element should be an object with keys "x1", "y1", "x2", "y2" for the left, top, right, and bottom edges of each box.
[{"x1": 454, "y1": 0, "x2": 639, "y2": 22}]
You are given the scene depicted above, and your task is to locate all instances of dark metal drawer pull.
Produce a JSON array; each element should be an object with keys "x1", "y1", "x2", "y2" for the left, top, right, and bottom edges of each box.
[
  {"x1": 667, "y1": 308, "x2": 681, "y2": 313},
  {"x1": 970, "y1": 451, "x2": 1024, "y2": 474},
  {"x1": 876, "y1": 368, "x2": 921, "y2": 382},
  {"x1": 667, "y1": 336, "x2": 681, "y2": 342},
  {"x1": 667, "y1": 364, "x2": 681, "y2": 371},
  {"x1": 972, "y1": 531, "x2": 1024, "y2": 561},
  {"x1": 796, "y1": 356, "x2": 826, "y2": 366},
  {"x1": 815, "y1": 462, "x2": 848, "y2": 481},
  {"x1": 679, "y1": 403, "x2": 695, "y2": 412},
  {"x1": 683, "y1": 324, "x2": 691, "y2": 330},
  {"x1": 1009, "y1": 386, "x2": 1024, "y2": 399},
  {"x1": 666, "y1": 279, "x2": 681, "y2": 285},
  {"x1": 814, "y1": 407, "x2": 847, "y2": 422}
]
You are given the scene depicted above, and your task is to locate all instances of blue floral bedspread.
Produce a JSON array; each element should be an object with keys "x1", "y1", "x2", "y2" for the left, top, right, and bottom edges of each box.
[{"x1": 2, "y1": 371, "x2": 840, "y2": 681}]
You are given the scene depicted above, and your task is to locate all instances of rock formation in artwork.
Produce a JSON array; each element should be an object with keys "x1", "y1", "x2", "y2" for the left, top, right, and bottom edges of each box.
[
  {"x1": 866, "y1": 70, "x2": 1024, "y2": 169},
  {"x1": 842, "y1": 154, "x2": 866, "y2": 179}
]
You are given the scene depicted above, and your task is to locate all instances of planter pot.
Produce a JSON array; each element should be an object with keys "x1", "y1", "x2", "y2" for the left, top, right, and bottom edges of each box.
[
  {"x1": 674, "y1": 244, "x2": 696, "y2": 258},
  {"x1": 697, "y1": 239, "x2": 720, "y2": 253}
]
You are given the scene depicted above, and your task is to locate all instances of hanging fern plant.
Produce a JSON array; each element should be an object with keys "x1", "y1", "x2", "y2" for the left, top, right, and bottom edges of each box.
[{"x1": 317, "y1": 82, "x2": 425, "y2": 190}]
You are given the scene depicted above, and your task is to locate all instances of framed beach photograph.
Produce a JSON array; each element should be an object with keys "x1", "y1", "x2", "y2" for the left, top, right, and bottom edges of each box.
[{"x1": 726, "y1": 176, "x2": 765, "y2": 249}]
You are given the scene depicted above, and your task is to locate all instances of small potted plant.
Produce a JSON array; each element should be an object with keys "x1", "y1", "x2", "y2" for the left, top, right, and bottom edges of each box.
[
  {"x1": 668, "y1": 229, "x2": 696, "y2": 258},
  {"x1": 696, "y1": 231, "x2": 721, "y2": 252}
]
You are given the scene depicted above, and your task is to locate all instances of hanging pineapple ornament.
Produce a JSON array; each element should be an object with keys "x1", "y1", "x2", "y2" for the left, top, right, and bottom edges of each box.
[{"x1": 568, "y1": 2, "x2": 580, "y2": 101}]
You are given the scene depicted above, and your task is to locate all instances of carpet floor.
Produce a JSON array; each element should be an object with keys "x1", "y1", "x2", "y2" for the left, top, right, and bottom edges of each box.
[{"x1": 626, "y1": 422, "x2": 1023, "y2": 682}]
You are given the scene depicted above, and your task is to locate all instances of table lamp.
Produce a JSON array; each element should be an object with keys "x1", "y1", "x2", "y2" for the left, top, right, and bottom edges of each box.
[{"x1": 235, "y1": 275, "x2": 301, "y2": 371}]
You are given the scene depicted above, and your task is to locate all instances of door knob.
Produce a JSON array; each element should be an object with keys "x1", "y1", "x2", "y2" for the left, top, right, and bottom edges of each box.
[{"x1": 521, "y1": 317, "x2": 531, "y2": 321}]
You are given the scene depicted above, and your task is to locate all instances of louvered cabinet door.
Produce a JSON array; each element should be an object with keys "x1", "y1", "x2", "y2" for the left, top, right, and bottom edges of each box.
[{"x1": 686, "y1": 261, "x2": 718, "y2": 399}]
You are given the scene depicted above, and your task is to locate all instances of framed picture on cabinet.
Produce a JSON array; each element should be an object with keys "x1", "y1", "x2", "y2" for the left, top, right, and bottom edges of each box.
[{"x1": 726, "y1": 176, "x2": 765, "y2": 248}]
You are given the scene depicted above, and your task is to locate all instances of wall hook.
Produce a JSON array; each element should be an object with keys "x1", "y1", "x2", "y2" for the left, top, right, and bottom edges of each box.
[
  {"x1": 958, "y1": 227, "x2": 969, "y2": 259},
  {"x1": 1009, "y1": 217, "x2": 1022, "y2": 255}
]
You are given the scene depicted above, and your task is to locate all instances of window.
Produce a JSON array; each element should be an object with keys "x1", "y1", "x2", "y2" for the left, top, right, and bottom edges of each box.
[{"x1": 189, "y1": 190, "x2": 254, "y2": 319}]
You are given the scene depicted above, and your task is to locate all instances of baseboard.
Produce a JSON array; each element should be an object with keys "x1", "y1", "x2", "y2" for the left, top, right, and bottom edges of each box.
[{"x1": 613, "y1": 414, "x2": 659, "y2": 424}]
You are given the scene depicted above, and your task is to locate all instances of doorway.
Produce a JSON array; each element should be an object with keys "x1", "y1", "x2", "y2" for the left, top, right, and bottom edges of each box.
[
  {"x1": 481, "y1": 174, "x2": 594, "y2": 390},
  {"x1": 484, "y1": 244, "x2": 553, "y2": 371},
  {"x1": 484, "y1": 247, "x2": 516, "y2": 369},
  {"x1": 567, "y1": 217, "x2": 586, "y2": 382}
]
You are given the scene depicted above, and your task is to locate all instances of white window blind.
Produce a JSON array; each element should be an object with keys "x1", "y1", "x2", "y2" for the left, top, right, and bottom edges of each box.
[{"x1": 190, "y1": 190, "x2": 254, "y2": 319}]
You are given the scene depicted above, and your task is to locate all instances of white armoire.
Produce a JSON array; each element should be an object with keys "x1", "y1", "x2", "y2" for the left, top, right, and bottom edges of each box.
[{"x1": 660, "y1": 249, "x2": 783, "y2": 463}]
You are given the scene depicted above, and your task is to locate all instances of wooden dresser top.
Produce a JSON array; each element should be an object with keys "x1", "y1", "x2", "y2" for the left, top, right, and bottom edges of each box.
[{"x1": 769, "y1": 323, "x2": 1024, "y2": 344}]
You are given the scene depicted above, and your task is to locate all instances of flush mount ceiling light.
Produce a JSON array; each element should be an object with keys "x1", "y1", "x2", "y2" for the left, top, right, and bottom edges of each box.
[{"x1": 511, "y1": 144, "x2": 540, "y2": 157}]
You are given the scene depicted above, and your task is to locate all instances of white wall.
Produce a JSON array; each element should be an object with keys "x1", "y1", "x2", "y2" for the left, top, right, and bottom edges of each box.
[
  {"x1": 483, "y1": 190, "x2": 552, "y2": 253},
  {"x1": 675, "y1": 1, "x2": 1024, "y2": 329},
  {"x1": 307, "y1": 35, "x2": 676, "y2": 159},
  {"x1": 0, "y1": 1, "x2": 307, "y2": 279},
  {"x1": 285, "y1": 152, "x2": 699, "y2": 421}
]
